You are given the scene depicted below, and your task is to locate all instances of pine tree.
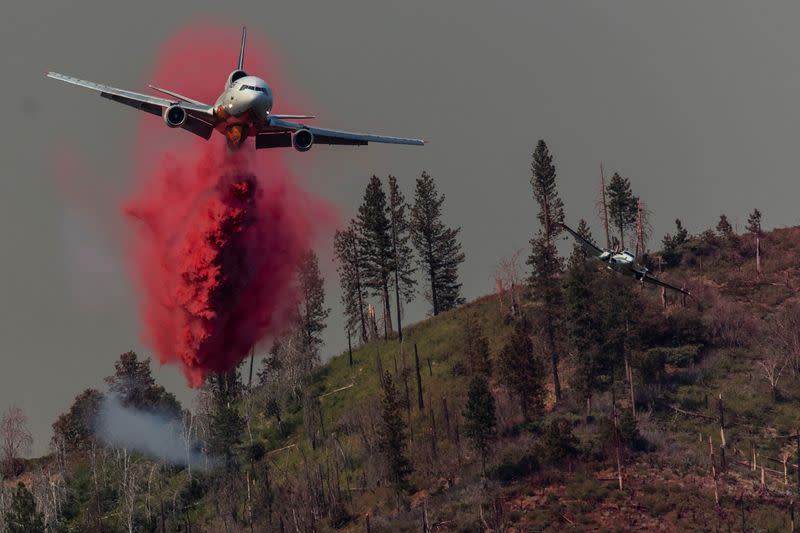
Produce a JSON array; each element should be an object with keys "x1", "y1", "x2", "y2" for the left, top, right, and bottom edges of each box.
[
  {"x1": 410, "y1": 171, "x2": 465, "y2": 315},
  {"x1": 51, "y1": 388, "x2": 103, "y2": 451},
  {"x1": 526, "y1": 140, "x2": 565, "y2": 402},
  {"x1": 569, "y1": 219, "x2": 594, "y2": 261},
  {"x1": 3, "y1": 482, "x2": 44, "y2": 533},
  {"x1": 661, "y1": 219, "x2": 689, "y2": 267},
  {"x1": 662, "y1": 219, "x2": 689, "y2": 250},
  {"x1": 564, "y1": 222, "x2": 610, "y2": 412},
  {"x1": 462, "y1": 313, "x2": 491, "y2": 377},
  {"x1": 529, "y1": 140, "x2": 565, "y2": 240},
  {"x1": 463, "y1": 376, "x2": 497, "y2": 476},
  {"x1": 377, "y1": 371, "x2": 411, "y2": 504},
  {"x1": 297, "y1": 249, "x2": 330, "y2": 369},
  {"x1": 746, "y1": 209, "x2": 762, "y2": 235},
  {"x1": 674, "y1": 219, "x2": 689, "y2": 245},
  {"x1": 497, "y1": 319, "x2": 546, "y2": 422},
  {"x1": 596, "y1": 273, "x2": 640, "y2": 382},
  {"x1": 334, "y1": 221, "x2": 369, "y2": 344},
  {"x1": 387, "y1": 175, "x2": 416, "y2": 341},
  {"x1": 357, "y1": 176, "x2": 395, "y2": 338},
  {"x1": 104, "y1": 352, "x2": 182, "y2": 418},
  {"x1": 208, "y1": 369, "x2": 245, "y2": 471},
  {"x1": 716, "y1": 214, "x2": 735, "y2": 241},
  {"x1": 606, "y1": 173, "x2": 638, "y2": 249}
]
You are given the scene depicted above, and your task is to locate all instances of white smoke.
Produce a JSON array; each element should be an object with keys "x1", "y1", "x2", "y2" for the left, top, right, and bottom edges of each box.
[{"x1": 94, "y1": 396, "x2": 207, "y2": 468}]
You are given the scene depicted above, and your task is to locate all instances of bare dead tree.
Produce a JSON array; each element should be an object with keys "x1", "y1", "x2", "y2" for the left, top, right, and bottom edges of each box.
[
  {"x1": 707, "y1": 297, "x2": 759, "y2": 348},
  {"x1": 756, "y1": 348, "x2": 790, "y2": 401},
  {"x1": 180, "y1": 410, "x2": 196, "y2": 479},
  {"x1": 30, "y1": 468, "x2": 55, "y2": 531},
  {"x1": 120, "y1": 448, "x2": 140, "y2": 533},
  {"x1": 495, "y1": 248, "x2": 524, "y2": 316},
  {"x1": 771, "y1": 303, "x2": 800, "y2": 376},
  {"x1": 598, "y1": 162, "x2": 611, "y2": 248},
  {"x1": 0, "y1": 405, "x2": 33, "y2": 478}
]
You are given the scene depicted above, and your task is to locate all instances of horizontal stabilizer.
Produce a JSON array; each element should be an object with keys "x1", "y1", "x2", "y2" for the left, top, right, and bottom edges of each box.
[{"x1": 270, "y1": 114, "x2": 316, "y2": 120}]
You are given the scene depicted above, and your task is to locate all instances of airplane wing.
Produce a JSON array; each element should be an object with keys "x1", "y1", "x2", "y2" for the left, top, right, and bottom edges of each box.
[
  {"x1": 46, "y1": 72, "x2": 216, "y2": 139},
  {"x1": 642, "y1": 271, "x2": 690, "y2": 296},
  {"x1": 266, "y1": 117, "x2": 425, "y2": 146},
  {"x1": 560, "y1": 223, "x2": 606, "y2": 258}
]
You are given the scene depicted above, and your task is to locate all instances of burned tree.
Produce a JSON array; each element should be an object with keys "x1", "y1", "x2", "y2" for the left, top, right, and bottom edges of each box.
[{"x1": 0, "y1": 406, "x2": 32, "y2": 479}]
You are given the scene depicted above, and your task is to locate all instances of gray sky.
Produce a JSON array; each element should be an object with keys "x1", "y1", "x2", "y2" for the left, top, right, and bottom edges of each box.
[{"x1": 2, "y1": 1, "x2": 800, "y2": 454}]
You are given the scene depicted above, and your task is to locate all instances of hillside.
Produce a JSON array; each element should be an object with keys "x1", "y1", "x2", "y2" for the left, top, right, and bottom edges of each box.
[{"x1": 5, "y1": 225, "x2": 800, "y2": 532}]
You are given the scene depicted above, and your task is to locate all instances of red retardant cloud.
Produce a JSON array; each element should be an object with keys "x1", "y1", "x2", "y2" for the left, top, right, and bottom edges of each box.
[{"x1": 123, "y1": 22, "x2": 335, "y2": 387}]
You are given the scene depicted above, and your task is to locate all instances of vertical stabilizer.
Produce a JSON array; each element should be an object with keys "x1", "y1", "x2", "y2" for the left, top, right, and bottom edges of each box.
[{"x1": 238, "y1": 27, "x2": 247, "y2": 71}]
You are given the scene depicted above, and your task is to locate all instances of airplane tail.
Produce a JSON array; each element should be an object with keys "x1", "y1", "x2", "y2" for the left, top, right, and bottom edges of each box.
[{"x1": 237, "y1": 27, "x2": 247, "y2": 71}]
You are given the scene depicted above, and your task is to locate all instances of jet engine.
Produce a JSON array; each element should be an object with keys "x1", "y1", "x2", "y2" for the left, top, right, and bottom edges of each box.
[
  {"x1": 163, "y1": 105, "x2": 187, "y2": 128},
  {"x1": 292, "y1": 129, "x2": 314, "y2": 152}
]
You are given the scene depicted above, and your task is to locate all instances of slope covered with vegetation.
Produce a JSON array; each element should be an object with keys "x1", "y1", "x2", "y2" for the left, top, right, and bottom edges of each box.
[{"x1": 4, "y1": 220, "x2": 800, "y2": 532}]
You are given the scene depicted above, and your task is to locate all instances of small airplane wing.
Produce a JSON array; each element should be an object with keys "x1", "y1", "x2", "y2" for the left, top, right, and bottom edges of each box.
[
  {"x1": 560, "y1": 223, "x2": 606, "y2": 258},
  {"x1": 267, "y1": 117, "x2": 425, "y2": 146},
  {"x1": 46, "y1": 72, "x2": 216, "y2": 139},
  {"x1": 642, "y1": 271, "x2": 691, "y2": 296}
]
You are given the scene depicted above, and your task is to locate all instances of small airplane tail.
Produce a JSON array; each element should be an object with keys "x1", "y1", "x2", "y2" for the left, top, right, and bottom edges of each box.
[{"x1": 237, "y1": 27, "x2": 247, "y2": 71}]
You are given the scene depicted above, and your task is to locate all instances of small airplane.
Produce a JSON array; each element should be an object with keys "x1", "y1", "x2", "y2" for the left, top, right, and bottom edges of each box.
[
  {"x1": 561, "y1": 223, "x2": 690, "y2": 296},
  {"x1": 46, "y1": 27, "x2": 425, "y2": 152}
]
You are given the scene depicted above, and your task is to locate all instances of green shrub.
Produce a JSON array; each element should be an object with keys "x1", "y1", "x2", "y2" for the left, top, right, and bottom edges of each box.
[
  {"x1": 542, "y1": 418, "x2": 579, "y2": 465},
  {"x1": 490, "y1": 453, "x2": 539, "y2": 483},
  {"x1": 565, "y1": 477, "x2": 609, "y2": 504}
]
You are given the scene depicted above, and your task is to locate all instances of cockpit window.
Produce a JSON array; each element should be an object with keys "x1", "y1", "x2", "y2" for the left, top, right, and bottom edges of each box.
[{"x1": 239, "y1": 85, "x2": 268, "y2": 93}]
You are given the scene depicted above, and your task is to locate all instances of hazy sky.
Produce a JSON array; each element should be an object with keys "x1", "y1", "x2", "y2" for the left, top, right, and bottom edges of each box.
[{"x1": 2, "y1": 1, "x2": 800, "y2": 454}]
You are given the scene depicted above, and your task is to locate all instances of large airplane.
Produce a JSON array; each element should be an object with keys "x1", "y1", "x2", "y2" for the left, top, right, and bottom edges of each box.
[
  {"x1": 47, "y1": 28, "x2": 425, "y2": 152},
  {"x1": 561, "y1": 223, "x2": 691, "y2": 296}
]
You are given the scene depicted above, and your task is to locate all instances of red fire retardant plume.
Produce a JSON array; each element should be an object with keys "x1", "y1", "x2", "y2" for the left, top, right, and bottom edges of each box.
[{"x1": 124, "y1": 23, "x2": 335, "y2": 387}]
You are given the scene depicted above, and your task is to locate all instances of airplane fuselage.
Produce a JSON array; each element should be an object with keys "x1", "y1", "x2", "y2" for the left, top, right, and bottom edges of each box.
[
  {"x1": 601, "y1": 250, "x2": 645, "y2": 278},
  {"x1": 212, "y1": 71, "x2": 273, "y2": 146}
]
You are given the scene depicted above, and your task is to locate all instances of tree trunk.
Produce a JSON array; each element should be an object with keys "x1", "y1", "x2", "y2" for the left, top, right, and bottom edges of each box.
[
  {"x1": 248, "y1": 345, "x2": 255, "y2": 389},
  {"x1": 600, "y1": 163, "x2": 611, "y2": 248},
  {"x1": 352, "y1": 239, "x2": 368, "y2": 344},
  {"x1": 756, "y1": 235, "x2": 762, "y2": 278},
  {"x1": 547, "y1": 323, "x2": 561, "y2": 402},
  {"x1": 392, "y1": 225, "x2": 404, "y2": 341},
  {"x1": 414, "y1": 344, "x2": 424, "y2": 411},
  {"x1": 382, "y1": 281, "x2": 393, "y2": 340},
  {"x1": 348, "y1": 332, "x2": 353, "y2": 367},
  {"x1": 428, "y1": 239, "x2": 439, "y2": 315},
  {"x1": 625, "y1": 354, "x2": 636, "y2": 418}
]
